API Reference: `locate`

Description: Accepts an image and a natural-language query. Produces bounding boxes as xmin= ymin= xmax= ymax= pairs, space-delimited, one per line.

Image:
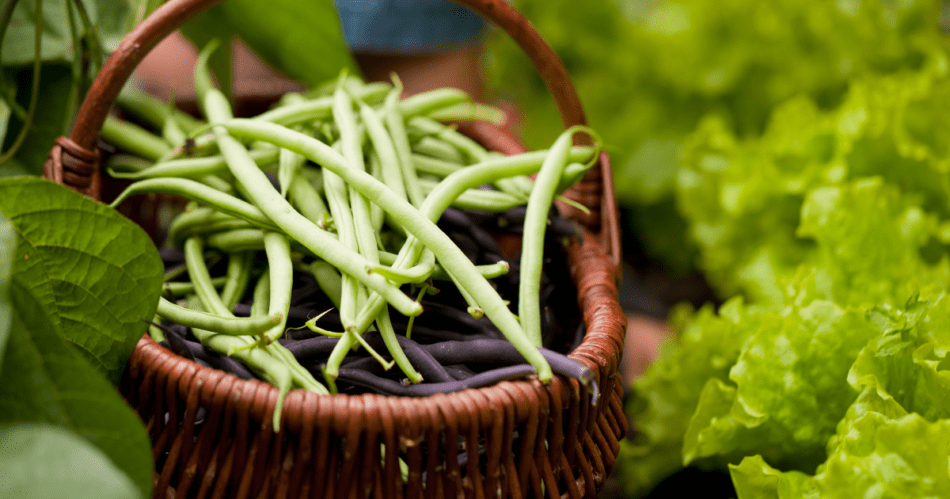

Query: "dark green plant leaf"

xmin=0 ymin=423 xmax=144 ymax=499
xmin=0 ymin=280 xmax=152 ymax=498
xmin=217 ymin=0 xmax=357 ymax=89
xmin=0 ymin=177 xmax=163 ymax=383
xmin=123 ymin=0 xmax=163 ymax=40
xmin=3 ymin=64 xmax=76 ymax=175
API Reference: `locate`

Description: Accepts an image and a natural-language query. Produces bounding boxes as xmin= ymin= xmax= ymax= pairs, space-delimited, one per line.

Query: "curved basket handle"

xmin=43 ymin=0 xmax=621 ymax=269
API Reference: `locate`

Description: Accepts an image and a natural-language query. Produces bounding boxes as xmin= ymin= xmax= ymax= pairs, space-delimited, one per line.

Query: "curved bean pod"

xmin=520 ymin=126 xmax=592 ymax=347
xmin=200 ymin=93 xmax=421 ymax=318
xmin=109 ymin=177 xmax=279 ymax=231
xmin=156 ymin=297 xmax=281 ymax=336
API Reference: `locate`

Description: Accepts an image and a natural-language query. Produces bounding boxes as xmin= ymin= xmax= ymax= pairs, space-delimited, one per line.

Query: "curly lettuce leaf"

xmin=621 ymin=170 xmax=950 ymax=494
xmin=682 ymin=295 xmax=877 ymax=472
xmin=677 ymin=54 xmax=950 ymax=302
xmin=620 ymin=298 xmax=762 ymax=495
xmin=489 ymin=0 xmax=946 ymax=273
xmin=730 ymin=387 xmax=950 ymax=499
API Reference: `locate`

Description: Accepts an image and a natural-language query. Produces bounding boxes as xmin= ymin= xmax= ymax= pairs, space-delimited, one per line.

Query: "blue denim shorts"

xmin=334 ymin=0 xmax=487 ymax=54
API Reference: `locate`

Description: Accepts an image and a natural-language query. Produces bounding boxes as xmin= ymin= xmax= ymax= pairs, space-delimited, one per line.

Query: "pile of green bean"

xmin=105 ymin=42 xmax=601 ymax=429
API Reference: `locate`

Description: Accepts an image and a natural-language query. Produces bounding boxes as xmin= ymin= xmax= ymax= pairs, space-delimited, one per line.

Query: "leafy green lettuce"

xmin=677 ymin=52 xmax=950 ymax=302
xmin=0 ymin=178 xmax=164 ymax=497
xmin=619 ymin=48 xmax=950 ymax=497
xmin=729 ymin=295 xmax=950 ymax=498
xmin=490 ymin=0 xmax=946 ymax=272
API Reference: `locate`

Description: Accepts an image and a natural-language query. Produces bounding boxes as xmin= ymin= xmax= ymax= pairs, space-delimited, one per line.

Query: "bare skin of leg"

xmin=622 ymin=314 xmax=670 ymax=383
xmin=137 ymin=33 xmax=485 ymax=102
xmin=353 ymin=48 xmax=487 ymax=100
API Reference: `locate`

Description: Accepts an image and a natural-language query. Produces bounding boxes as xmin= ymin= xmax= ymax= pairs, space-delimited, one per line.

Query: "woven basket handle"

xmin=43 ymin=0 xmax=621 ymax=268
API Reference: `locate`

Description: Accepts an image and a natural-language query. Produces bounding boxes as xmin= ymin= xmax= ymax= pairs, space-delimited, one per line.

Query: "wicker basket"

xmin=44 ymin=0 xmax=629 ymax=497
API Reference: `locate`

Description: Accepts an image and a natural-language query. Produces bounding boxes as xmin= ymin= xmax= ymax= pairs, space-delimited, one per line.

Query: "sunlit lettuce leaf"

xmin=795 ymin=178 xmax=950 ymax=307
xmin=730 ymin=388 xmax=950 ymax=498
xmin=619 ymin=297 xmax=763 ymax=495
xmin=489 ymin=0 xmax=946 ymax=273
xmin=621 ymin=170 xmax=950 ymax=494
xmin=686 ymin=301 xmax=876 ymax=468
xmin=676 ymin=54 xmax=950 ymax=303
xmin=848 ymin=293 xmax=950 ymax=421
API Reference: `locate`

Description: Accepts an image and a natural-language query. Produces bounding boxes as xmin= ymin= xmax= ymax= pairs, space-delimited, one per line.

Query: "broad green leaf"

xmin=123 ymin=0 xmax=163 ymax=39
xmin=0 ymin=158 xmax=28 ymax=178
xmin=1 ymin=0 xmax=137 ymax=65
xmin=0 ymin=280 xmax=152 ymax=498
xmin=218 ymin=0 xmax=358 ymax=88
xmin=0 ymin=423 xmax=143 ymax=499
xmin=0 ymin=177 xmax=164 ymax=383
xmin=2 ymin=0 xmax=72 ymax=65
xmin=91 ymin=0 xmax=137 ymax=52
xmin=0 ymin=212 xmax=13 ymax=372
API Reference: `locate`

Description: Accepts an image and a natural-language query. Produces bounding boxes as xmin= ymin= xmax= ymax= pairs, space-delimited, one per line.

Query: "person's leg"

xmin=353 ymin=47 xmax=487 ymax=101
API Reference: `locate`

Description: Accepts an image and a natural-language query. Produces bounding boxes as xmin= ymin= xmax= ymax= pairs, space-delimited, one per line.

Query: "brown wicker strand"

xmin=196 ymin=373 xmax=239 ymax=499
xmin=557 ymin=451 xmax=582 ymax=499
xmin=311 ymin=398 xmax=335 ymax=498
xmin=375 ymin=398 xmax=400 ymax=499
xmin=451 ymin=393 xmax=482 ymax=499
xmin=496 ymin=385 xmax=520 ymax=499
xmin=572 ymin=437 xmax=598 ymax=499
xmin=475 ymin=389 xmax=505 ymax=498
xmin=421 ymin=400 xmax=445 ymax=499
xmin=360 ymin=396 xmax=384 ymax=499
xmin=171 ymin=366 xmax=206 ymax=494
xmin=505 ymin=383 xmax=538 ymax=499
xmin=43 ymin=136 xmax=102 ymax=198
xmin=207 ymin=377 xmax=241 ymax=499
xmin=436 ymin=396 xmax=464 ymax=499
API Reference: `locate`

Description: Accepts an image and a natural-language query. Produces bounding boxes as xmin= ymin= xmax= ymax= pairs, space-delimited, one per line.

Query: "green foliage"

xmin=0 ymin=177 xmax=164 ymax=383
xmin=727 ymin=296 xmax=950 ymax=498
xmin=0 ymin=0 xmax=147 ymax=175
xmin=677 ymin=53 xmax=950 ymax=303
xmin=0 ymin=423 xmax=144 ymax=499
xmin=179 ymin=0 xmax=358 ymax=97
xmin=491 ymin=0 xmax=946 ymax=272
xmin=0 ymin=178 xmax=163 ymax=498
xmin=0 ymin=279 xmax=153 ymax=497
xmin=617 ymin=17 xmax=950 ymax=496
